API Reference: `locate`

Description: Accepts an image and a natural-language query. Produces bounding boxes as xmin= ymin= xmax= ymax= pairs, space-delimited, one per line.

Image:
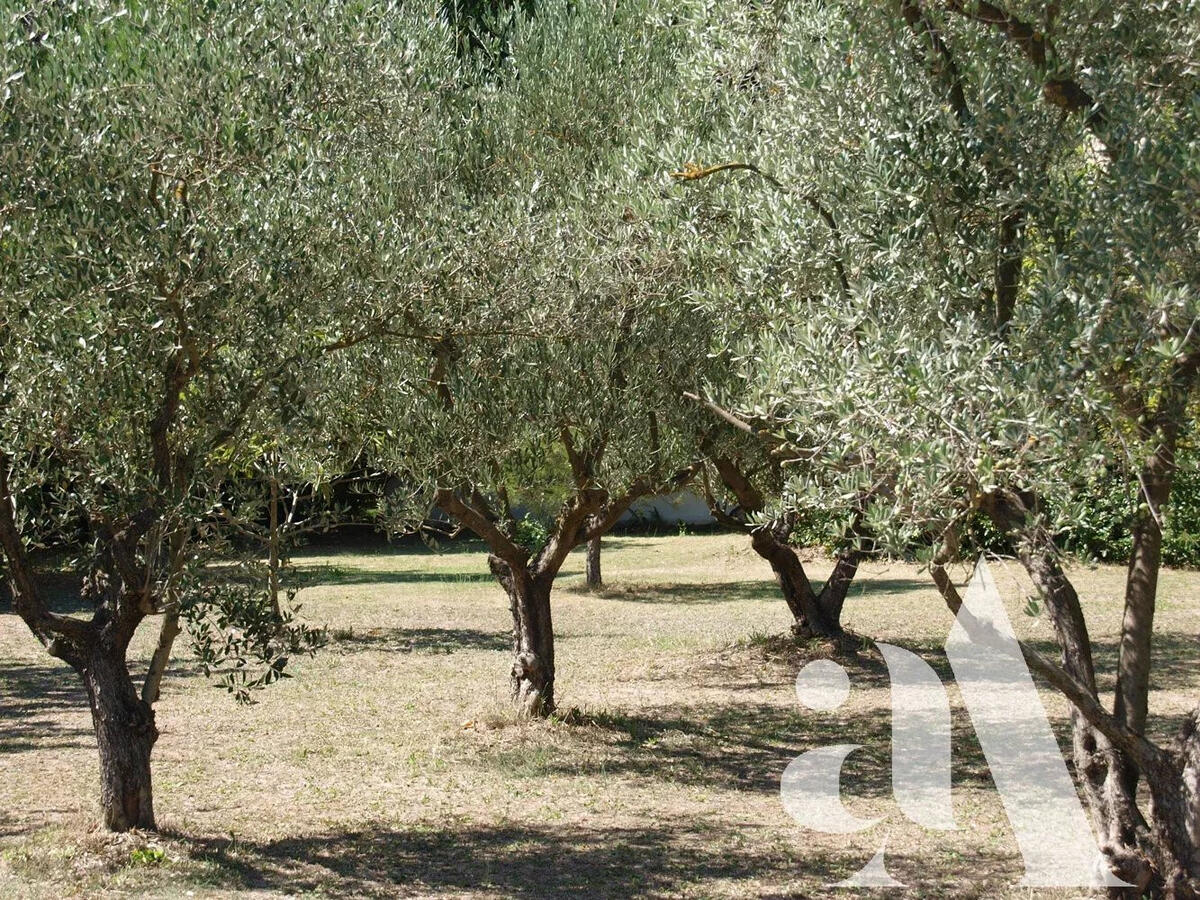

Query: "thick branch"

xmin=560 ymin=428 xmax=590 ymax=489
xmin=532 ymin=491 xmax=602 ymax=578
xmin=578 ymin=462 xmax=701 ymax=545
xmin=1019 ymin=642 xmax=1163 ymax=775
xmin=712 ymin=455 xmax=767 ymax=514
xmin=699 ymin=464 xmax=751 ymax=532
xmin=435 ymin=488 xmax=529 ymax=570
xmin=993 ymin=206 xmax=1025 ymax=334
xmin=898 ymin=0 xmax=971 ymax=123
xmin=944 ymin=0 xmax=1047 ymax=66
xmin=941 ymin=0 xmax=1106 ymax=131
xmin=0 ymin=455 xmax=90 ymax=652
xmin=927 ymin=555 xmax=1164 ymax=775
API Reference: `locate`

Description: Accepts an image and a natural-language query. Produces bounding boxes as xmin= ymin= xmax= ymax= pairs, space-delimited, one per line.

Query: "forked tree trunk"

xmin=707 ymin=458 xmax=860 ymax=641
xmin=985 ymin=491 xmax=1199 ymax=896
xmin=585 ymin=534 xmax=602 ymax=590
xmin=141 ymin=612 xmax=180 ymax=707
xmin=1014 ymin=533 xmax=1154 ymax=891
xmin=749 ymin=528 xmax=855 ymax=639
xmin=80 ymin=642 xmax=158 ymax=831
xmin=142 ymin=532 xmax=187 ymax=706
xmin=489 ymin=555 xmax=555 ymax=716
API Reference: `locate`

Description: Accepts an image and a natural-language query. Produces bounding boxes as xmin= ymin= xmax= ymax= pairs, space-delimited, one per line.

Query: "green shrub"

xmin=513 ymin=515 xmax=551 ymax=554
xmin=961 ymin=454 xmax=1200 ymax=568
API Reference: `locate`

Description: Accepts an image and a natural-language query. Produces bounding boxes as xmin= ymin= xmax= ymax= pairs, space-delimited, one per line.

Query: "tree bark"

xmin=490 ymin=555 xmax=555 ymax=716
xmin=706 ymin=457 xmax=859 ymax=640
xmin=1114 ymin=437 xmax=1176 ymax=800
xmin=142 ymin=531 xmax=187 ymax=706
xmin=585 ymin=533 xmax=602 ymax=590
xmin=748 ymin=525 xmax=851 ymax=639
xmin=268 ymin=473 xmax=282 ymax=620
xmin=81 ymin=642 xmax=158 ymax=831
xmin=1179 ymin=709 xmax=1200 ymax=875
xmin=1017 ymin=530 xmax=1154 ymax=891
xmin=141 ymin=612 xmax=180 ymax=707
xmin=981 ymin=490 xmax=1200 ymax=895
xmin=1144 ymin=729 xmax=1200 ymax=900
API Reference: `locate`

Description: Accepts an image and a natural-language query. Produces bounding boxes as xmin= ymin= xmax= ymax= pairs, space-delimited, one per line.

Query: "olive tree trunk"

xmin=749 ymin=527 xmax=856 ymax=639
xmin=1013 ymin=528 xmax=1154 ymax=891
xmin=81 ymin=641 xmax=158 ymax=831
xmin=706 ymin=457 xmax=861 ymax=641
xmin=490 ymin=555 xmax=555 ymax=716
xmin=585 ymin=533 xmax=603 ymax=590
xmin=982 ymin=490 xmax=1200 ymax=896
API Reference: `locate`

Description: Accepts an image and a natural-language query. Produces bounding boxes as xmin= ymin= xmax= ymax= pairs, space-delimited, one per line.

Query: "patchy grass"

xmin=1 ymin=533 xmax=1198 ymax=898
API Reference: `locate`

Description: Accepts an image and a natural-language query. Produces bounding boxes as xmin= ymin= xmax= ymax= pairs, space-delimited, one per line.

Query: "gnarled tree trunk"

xmin=982 ymin=490 xmax=1200 ymax=896
xmin=80 ymin=641 xmax=158 ymax=831
xmin=1179 ymin=710 xmax=1200 ymax=876
xmin=1144 ymin=721 xmax=1200 ymax=900
xmin=490 ymin=555 xmax=555 ymax=716
xmin=1014 ymin=527 xmax=1154 ymax=891
xmin=748 ymin=525 xmax=855 ymax=639
xmin=706 ymin=456 xmax=861 ymax=641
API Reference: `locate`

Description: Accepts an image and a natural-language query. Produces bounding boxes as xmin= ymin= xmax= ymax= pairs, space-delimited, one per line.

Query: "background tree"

xmin=695 ymin=426 xmax=867 ymax=641
xmin=653 ymin=2 xmax=880 ymax=643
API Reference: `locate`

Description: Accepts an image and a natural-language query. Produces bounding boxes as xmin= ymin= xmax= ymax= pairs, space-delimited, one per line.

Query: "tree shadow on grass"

xmin=0 ymin=659 xmax=92 ymax=755
xmin=0 ymin=571 xmax=91 ymax=616
xmin=846 ymin=576 xmax=932 ymax=597
xmin=567 ymin=536 xmax=643 ymax=553
xmin=296 ymin=567 xmax=500 ymax=588
xmin=538 ymin=701 xmax=898 ymax=798
xmin=1041 ymin=632 xmax=1200 ymax=695
xmin=592 ymin=580 xmax=787 ymax=605
xmin=294 ymin=535 xmax=491 ymax=558
xmin=472 ymin=638 xmax=997 ymax=801
xmin=591 ymin=576 xmax=929 ymax=606
xmin=296 ymin=565 xmax=587 ymax=589
xmin=178 ymin=818 xmax=1005 ymax=899
xmin=329 ymin=626 xmax=510 ymax=655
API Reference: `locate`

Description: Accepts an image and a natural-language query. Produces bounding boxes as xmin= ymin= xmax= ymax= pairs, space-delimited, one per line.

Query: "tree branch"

xmin=898 ymin=0 xmax=971 ymax=124
xmin=940 ymin=0 xmax=1106 ymax=132
xmin=699 ymin=464 xmax=752 ymax=533
xmin=0 ymin=455 xmax=91 ymax=654
xmin=434 ymin=488 xmax=529 ymax=570
xmin=532 ymin=490 xmax=602 ymax=577
xmin=682 ymin=392 xmax=793 ymax=454
xmin=670 ymin=164 xmax=850 ymax=296
xmin=927 ymin=553 xmax=1165 ymax=774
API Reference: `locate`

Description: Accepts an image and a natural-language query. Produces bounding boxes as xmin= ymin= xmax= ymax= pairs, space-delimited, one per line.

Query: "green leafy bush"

xmin=513 ymin=515 xmax=551 ymax=554
xmin=961 ymin=456 xmax=1200 ymax=568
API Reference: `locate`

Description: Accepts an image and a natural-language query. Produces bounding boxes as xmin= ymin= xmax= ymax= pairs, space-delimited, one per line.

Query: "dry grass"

xmin=1 ymin=532 xmax=1197 ymax=898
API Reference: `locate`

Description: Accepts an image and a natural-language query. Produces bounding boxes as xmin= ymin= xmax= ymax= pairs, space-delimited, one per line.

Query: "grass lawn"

xmin=1 ymin=532 xmax=1197 ymax=898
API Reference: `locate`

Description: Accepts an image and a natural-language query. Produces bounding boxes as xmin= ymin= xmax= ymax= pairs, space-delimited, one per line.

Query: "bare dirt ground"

xmin=1 ymin=532 xmax=1197 ymax=898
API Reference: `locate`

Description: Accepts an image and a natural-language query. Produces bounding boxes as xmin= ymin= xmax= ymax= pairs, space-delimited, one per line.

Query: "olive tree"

xmin=693 ymin=427 xmax=868 ymax=641
xmin=688 ymin=0 xmax=1199 ymax=893
xmin=652 ymin=3 xmax=883 ymax=642
xmin=0 ymin=1 xmax=453 ymax=831
xmin=363 ymin=1 xmax=717 ymax=717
